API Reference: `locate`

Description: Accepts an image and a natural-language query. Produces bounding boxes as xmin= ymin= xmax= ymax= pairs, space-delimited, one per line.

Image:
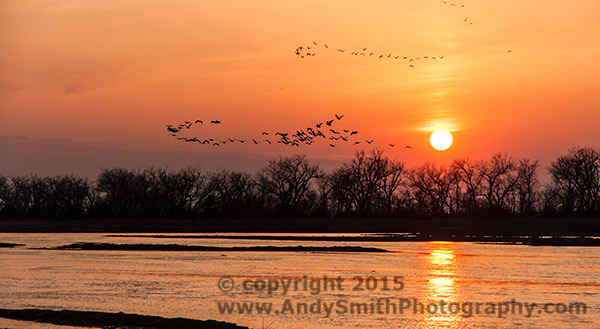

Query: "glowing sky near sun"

xmin=1 ymin=0 xmax=599 ymax=174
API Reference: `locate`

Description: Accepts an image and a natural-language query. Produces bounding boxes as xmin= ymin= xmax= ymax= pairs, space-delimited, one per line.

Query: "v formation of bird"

xmin=166 ymin=115 xmax=413 ymax=149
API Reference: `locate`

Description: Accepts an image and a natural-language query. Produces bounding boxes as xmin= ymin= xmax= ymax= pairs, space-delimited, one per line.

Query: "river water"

xmin=0 ymin=233 xmax=598 ymax=328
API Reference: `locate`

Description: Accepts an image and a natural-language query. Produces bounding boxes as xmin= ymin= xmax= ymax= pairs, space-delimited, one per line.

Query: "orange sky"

xmin=1 ymin=0 xmax=599 ymax=175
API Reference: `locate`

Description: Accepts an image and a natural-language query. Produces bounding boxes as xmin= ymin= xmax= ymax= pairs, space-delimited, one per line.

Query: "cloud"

xmin=0 ymin=135 xmax=343 ymax=179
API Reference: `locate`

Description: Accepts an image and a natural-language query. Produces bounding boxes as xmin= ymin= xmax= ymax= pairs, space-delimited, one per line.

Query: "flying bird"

xmin=335 ymin=114 xmax=344 ymax=120
xmin=211 ymin=120 xmax=221 ymax=124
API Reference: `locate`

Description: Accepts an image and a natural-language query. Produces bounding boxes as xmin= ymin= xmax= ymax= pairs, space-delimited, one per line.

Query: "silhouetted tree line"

xmin=1 ymin=147 xmax=599 ymax=219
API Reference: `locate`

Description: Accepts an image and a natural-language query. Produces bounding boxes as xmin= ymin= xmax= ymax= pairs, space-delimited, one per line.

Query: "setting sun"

xmin=430 ymin=129 xmax=453 ymax=151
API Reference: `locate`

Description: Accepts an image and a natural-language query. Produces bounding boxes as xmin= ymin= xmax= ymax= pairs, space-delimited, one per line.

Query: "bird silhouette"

xmin=195 ymin=120 xmax=203 ymax=124
xmin=211 ymin=120 xmax=221 ymax=124
xmin=262 ymin=132 xmax=269 ymax=135
xmin=326 ymin=120 xmax=334 ymax=126
xmin=365 ymin=140 xmax=374 ymax=144
xmin=389 ymin=144 xmax=395 ymax=147
xmin=405 ymin=145 xmax=413 ymax=149
xmin=335 ymin=114 xmax=344 ymax=120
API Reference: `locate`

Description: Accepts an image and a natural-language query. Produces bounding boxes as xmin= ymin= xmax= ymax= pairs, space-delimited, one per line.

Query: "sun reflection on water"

xmin=421 ymin=241 xmax=463 ymax=329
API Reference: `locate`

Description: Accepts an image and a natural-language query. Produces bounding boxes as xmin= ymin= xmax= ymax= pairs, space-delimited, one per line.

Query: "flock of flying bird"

xmin=294 ymin=1 xmax=475 ymax=66
xmin=294 ymin=43 xmax=445 ymax=68
xmin=440 ymin=1 xmax=474 ymax=25
xmin=166 ymin=116 xmax=412 ymax=149
xmin=164 ymin=1 xmax=511 ymax=151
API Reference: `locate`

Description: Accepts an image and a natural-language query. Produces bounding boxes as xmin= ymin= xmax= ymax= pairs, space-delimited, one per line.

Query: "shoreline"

xmin=0 ymin=308 xmax=247 ymax=329
xmin=104 ymin=234 xmax=600 ymax=246
xmin=46 ymin=242 xmax=390 ymax=252
xmin=0 ymin=216 xmax=598 ymax=235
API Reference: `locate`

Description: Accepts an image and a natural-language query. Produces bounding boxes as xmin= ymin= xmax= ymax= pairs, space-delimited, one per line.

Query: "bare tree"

xmin=0 ymin=176 xmax=10 ymax=216
xmin=481 ymin=153 xmax=519 ymax=212
xmin=547 ymin=147 xmax=600 ymax=215
xmin=96 ymin=168 xmax=149 ymax=217
xmin=205 ymin=169 xmax=256 ymax=217
xmin=451 ymin=158 xmax=485 ymax=213
xmin=145 ymin=167 xmax=207 ymax=218
xmin=330 ymin=149 xmax=404 ymax=215
xmin=516 ymin=158 xmax=540 ymax=214
xmin=48 ymin=175 xmax=90 ymax=218
xmin=408 ymin=162 xmax=453 ymax=216
xmin=257 ymin=155 xmax=323 ymax=215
